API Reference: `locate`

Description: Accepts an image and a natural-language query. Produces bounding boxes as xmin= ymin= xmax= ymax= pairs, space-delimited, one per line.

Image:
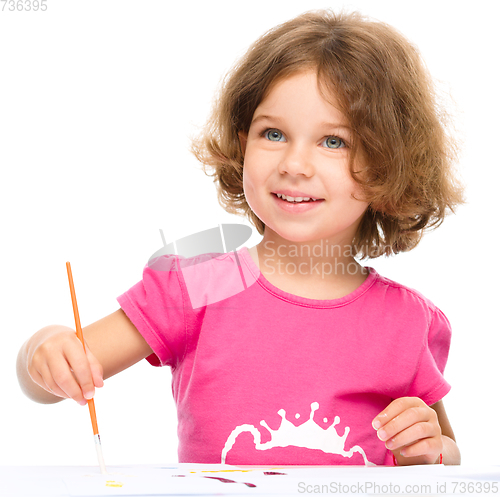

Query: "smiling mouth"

xmin=272 ymin=193 xmax=324 ymax=203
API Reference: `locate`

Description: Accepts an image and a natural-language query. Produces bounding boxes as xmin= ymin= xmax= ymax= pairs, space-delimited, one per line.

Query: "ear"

xmin=238 ymin=131 xmax=248 ymax=156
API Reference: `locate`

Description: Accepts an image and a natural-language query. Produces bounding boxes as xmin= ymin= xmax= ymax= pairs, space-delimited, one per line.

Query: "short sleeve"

xmin=117 ymin=254 xmax=187 ymax=367
xmin=406 ymin=306 xmax=452 ymax=405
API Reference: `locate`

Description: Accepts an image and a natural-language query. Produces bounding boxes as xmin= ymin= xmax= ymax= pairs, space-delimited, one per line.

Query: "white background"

xmin=1 ymin=0 xmax=499 ymax=467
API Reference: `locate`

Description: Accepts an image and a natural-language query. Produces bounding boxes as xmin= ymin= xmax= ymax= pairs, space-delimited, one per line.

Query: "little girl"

xmin=17 ymin=10 xmax=463 ymax=466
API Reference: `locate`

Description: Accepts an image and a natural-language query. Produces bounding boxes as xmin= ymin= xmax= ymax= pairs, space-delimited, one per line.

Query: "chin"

xmin=266 ymin=225 xmax=319 ymax=243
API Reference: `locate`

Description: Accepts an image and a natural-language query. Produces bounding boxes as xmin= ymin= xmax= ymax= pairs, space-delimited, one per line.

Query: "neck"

xmin=256 ymin=231 xmax=366 ymax=282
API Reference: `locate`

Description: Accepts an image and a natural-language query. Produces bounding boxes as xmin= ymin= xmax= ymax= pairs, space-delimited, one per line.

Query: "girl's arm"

xmin=16 ymin=309 xmax=153 ymax=405
xmin=372 ymin=397 xmax=461 ymax=465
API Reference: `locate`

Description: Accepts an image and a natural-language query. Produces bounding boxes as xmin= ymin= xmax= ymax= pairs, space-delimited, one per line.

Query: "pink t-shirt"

xmin=117 ymin=247 xmax=451 ymax=466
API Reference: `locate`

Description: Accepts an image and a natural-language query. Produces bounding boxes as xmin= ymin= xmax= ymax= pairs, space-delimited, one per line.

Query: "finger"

xmin=38 ymin=364 xmax=76 ymax=400
xmin=63 ymin=345 xmax=96 ymax=400
xmin=376 ymin=406 xmax=434 ymax=443
xmin=384 ymin=420 xmax=438 ymax=451
xmin=40 ymin=362 xmax=87 ymax=404
xmin=398 ymin=437 xmax=443 ymax=463
xmin=48 ymin=356 xmax=89 ymax=405
xmin=29 ymin=365 xmax=69 ymax=399
xmin=372 ymin=397 xmax=425 ymax=430
xmin=85 ymin=346 xmax=104 ymax=388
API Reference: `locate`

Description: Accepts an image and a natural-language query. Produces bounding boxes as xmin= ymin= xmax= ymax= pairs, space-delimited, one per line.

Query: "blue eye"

xmin=264 ymin=129 xmax=284 ymax=142
xmin=323 ymin=136 xmax=345 ymax=149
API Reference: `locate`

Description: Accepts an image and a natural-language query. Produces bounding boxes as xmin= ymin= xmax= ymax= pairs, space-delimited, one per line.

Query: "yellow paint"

xmin=105 ymin=480 xmax=124 ymax=487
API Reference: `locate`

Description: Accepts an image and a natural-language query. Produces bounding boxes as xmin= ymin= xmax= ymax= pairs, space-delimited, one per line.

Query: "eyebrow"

xmin=251 ymin=114 xmax=352 ymax=131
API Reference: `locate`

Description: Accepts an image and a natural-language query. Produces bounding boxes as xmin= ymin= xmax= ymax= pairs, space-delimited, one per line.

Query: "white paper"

xmin=1 ymin=464 xmax=499 ymax=497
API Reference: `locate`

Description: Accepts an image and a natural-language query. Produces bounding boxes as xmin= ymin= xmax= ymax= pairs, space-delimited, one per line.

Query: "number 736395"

xmin=1 ymin=0 xmax=48 ymax=11
xmin=451 ymin=481 xmax=499 ymax=494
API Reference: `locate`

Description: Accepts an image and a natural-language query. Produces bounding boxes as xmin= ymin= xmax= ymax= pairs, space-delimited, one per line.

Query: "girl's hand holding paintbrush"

xmin=16 ymin=265 xmax=153 ymax=474
xmin=17 ymin=309 xmax=153 ymax=406
xmin=20 ymin=325 xmax=104 ymax=406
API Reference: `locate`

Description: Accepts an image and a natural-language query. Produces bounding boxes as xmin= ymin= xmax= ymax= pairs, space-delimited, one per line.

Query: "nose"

xmin=277 ymin=142 xmax=314 ymax=177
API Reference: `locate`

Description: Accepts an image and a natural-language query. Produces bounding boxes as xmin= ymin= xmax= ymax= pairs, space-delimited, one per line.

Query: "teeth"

xmin=276 ymin=193 xmax=318 ymax=202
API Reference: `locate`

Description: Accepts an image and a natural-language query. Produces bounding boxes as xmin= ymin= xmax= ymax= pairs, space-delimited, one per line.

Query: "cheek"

xmin=325 ymin=166 xmax=369 ymax=216
xmin=347 ymin=178 xmax=369 ymax=213
xmin=324 ymin=164 xmax=355 ymax=194
xmin=242 ymin=160 xmax=270 ymax=222
xmin=242 ymin=148 xmax=266 ymax=195
xmin=349 ymin=171 xmax=369 ymax=207
xmin=242 ymin=162 xmax=258 ymax=205
xmin=328 ymin=158 xmax=366 ymax=199
xmin=349 ymin=178 xmax=367 ymax=203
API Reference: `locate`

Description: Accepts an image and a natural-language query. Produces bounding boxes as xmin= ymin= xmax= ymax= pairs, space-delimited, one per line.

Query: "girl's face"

xmin=240 ymin=70 xmax=369 ymax=247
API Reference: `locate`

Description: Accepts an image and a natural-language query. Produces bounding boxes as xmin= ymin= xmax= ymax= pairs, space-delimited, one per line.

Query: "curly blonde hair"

xmin=191 ymin=9 xmax=464 ymax=258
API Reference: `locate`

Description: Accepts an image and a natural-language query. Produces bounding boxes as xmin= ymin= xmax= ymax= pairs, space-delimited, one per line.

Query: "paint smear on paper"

xmin=105 ymin=480 xmax=124 ymax=487
xmin=203 ymin=476 xmax=256 ymax=488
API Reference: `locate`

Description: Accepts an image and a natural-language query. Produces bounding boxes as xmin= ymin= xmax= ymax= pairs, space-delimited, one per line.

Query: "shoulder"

xmin=368 ymin=269 xmax=449 ymax=330
xmin=368 ymin=271 xmax=452 ymax=365
xmin=158 ymin=250 xmax=258 ymax=309
xmin=370 ymin=269 xmax=441 ymax=312
xmin=149 ymin=250 xmax=242 ymax=268
xmin=175 ymin=251 xmax=244 ymax=274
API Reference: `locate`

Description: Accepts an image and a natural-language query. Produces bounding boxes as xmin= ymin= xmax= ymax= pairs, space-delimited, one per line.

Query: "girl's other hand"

xmin=372 ymin=397 xmax=443 ymax=465
xmin=26 ymin=326 xmax=104 ymax=406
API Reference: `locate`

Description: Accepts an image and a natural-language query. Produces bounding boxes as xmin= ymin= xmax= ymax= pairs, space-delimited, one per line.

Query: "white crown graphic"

xmin=222 ymin=402 xmax=375 ymax=466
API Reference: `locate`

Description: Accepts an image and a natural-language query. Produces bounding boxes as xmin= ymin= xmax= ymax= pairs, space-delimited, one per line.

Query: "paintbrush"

xmin=66 ymin=262 xmax=107 ymax=475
